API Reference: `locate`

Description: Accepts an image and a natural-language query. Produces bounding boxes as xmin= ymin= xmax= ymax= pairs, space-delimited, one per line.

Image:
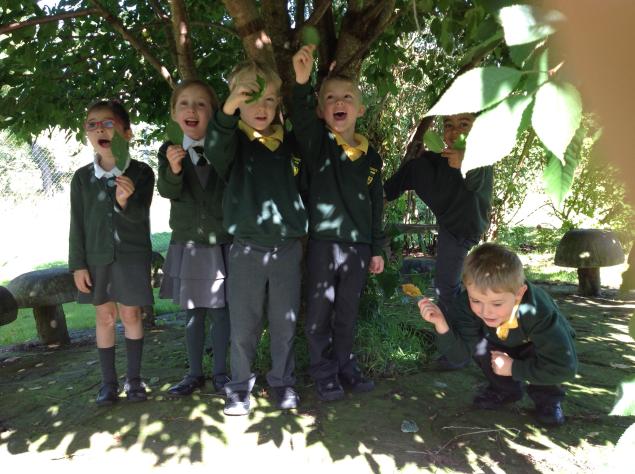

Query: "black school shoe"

xmin=224 ymin=391 xmax=250 ymax=416
xmin=168 ymin=375 xmax=205 ymax=396
xmin=272 ymin=386 xmax=300 ymax=410
xmin=316 ymin=377 xmax=345 ymax=402
xmin=212 ymin=374 xmax=231 ymax=394
xmin=535 ymin=402 xmax=566 ymax=426
xmin=472 ymin=386 xmax=523 ymax=410
xmin=340 ymin=371 xmax=375 ymax=393
xmin=125 ymin=378 xmax=148 ymax=402
xmin=96 ymin=383 xmax=119 ymax=406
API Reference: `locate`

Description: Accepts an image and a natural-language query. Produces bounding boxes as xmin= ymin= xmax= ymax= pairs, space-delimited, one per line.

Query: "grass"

xmin=0 ymin=288 xmax=180 ymax=346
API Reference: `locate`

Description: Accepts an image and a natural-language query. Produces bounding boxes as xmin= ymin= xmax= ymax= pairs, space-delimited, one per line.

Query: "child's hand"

xmin=418 ymin=297 xmax=450 ymax=334
xmin=441 ymin=147 xmax=464 ymax=169
xmin=115 ymin=175 xmax=135 ymax=208
xmin=369 ymin=255 xmax=384 ymax=274
xmin=293 ymin=45 xmax=316 ymax=85
xmin=490 ymin=351 xmax=513 ymax=376
xmin=73 ymin=269 xmax=92 ymax=293
xmin=223 ymin=80 xmax=263 ymax=115
xmin=166 ymin=145 xmax=187 ymax=175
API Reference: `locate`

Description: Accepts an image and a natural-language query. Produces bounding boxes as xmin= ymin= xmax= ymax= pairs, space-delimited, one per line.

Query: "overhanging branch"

xmin=0 ymin=8 xmax=97 ymax=35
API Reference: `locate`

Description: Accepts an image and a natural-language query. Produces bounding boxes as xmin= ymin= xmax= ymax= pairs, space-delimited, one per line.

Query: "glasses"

xmin=84 ymin=119 xmax=116 ymax=131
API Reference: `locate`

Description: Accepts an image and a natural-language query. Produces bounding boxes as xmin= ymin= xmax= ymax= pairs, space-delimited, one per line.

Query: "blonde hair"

xmin=317 ymin=74 xmax=363 ymax=107
xmin=170 ymin=79 xmax=219 ymax=112
xmin=228 ymin=60 xmax=282 ymax=95
xmin=462 ymin=243 xmax=525 ymax=294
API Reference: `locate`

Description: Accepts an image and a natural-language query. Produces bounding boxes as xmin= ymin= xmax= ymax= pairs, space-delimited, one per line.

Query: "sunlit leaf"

xmin=301 ymin=25 xmax=320 ymax=46
xmin=462 ymin=94 xmax=532 ymax=174
xmin=423 ymin=130 xmax=445 ymax=153
xmin=426 ymin=67 xmax=523 ymax=116
xmin=166 ymin=120 xmax=183 ymax=145
xmin=532 ymin=81 xmax=583 ymax=163
xmin=245 ymin=75 xmax=266 ymax=104
xmin=542 ymin=124 xmax=584 ymax=205
xmin=111 ymin=131 xmax=130 ymax=171
xmin=497 ymin=4 xmax=563 ymax=46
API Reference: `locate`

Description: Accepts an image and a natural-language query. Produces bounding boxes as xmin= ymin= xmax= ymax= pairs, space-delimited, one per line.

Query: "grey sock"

xmin=185 ymin=308 xmax=206 ymax=377
xmin=98 ymin=346 xmax=117 ymax=386
xmin=210 ymin=306 xmax=230 ymax=376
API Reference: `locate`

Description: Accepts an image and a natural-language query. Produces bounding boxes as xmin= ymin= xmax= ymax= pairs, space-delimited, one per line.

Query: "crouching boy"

xmin=418 ymin=243 xmax=577 ymax=426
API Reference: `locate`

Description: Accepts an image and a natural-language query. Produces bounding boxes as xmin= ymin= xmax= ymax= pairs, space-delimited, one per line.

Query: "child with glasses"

xmin=157 ymin=79 xmax=232 ymax=397
xmin=69 ymin=99 xmax=155 ymax=406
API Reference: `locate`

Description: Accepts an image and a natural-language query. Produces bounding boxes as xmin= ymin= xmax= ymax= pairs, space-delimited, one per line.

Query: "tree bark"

xmin=222 ymin=0 xmax=276 ymax=66
xmin=168 ymin=0 xmax=197 ymax=80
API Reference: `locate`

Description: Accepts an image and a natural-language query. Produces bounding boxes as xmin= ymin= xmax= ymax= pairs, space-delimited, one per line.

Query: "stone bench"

xmin=5 ymin=267 xmax=75 ymax=345
xmin=1 ymin=251 xmax=166 ymax=344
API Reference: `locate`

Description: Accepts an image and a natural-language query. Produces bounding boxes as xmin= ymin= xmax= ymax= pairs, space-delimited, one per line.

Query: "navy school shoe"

xmin=340 ymin=370 xmax=375 ymax=393
xmin=316 ymin=376 xmax=345 ymax=402
xmin=472 ymin=386 xmax=523 ymax=410
xmin=96 ymin=383 xmax=119 ymax=406
xmin=125 ymin=378 xmax=148 ymax=402
xmin=535 ymin=402 xmax=566 ymax=426
xmin=224 ymin=391 xmax=250 ymax=416
xmin=272 ymin=386 xmax=300 ymax=410
xmin=167 ymin=375 xmax=205 ymax=396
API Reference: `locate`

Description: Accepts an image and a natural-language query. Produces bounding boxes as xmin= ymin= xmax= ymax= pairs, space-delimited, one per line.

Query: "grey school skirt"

xmin=159 ymin=241 xmax=228 ymax=310
xmin=77 ymin=260 xmax=154 ymax=307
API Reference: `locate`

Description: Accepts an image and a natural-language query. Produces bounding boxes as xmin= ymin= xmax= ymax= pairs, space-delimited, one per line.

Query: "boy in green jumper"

xmin=384 ymin=114 xmax=493 ymax=370
xmin=292 ymin=45 xmax=385 ymax=401
xmin=205 ymin=61 xmax=308 ymax=416
xmin=418 ymin=243 xmax=577 ymax=426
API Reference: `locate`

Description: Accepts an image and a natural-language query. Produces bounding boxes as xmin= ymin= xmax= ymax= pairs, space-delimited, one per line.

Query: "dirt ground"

xmin=1 ymin=283 xmax=634 ymax=473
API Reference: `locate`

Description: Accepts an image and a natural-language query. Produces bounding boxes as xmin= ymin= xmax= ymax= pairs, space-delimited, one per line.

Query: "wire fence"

xmin=0 ymin=130 xmax=172 ymax=282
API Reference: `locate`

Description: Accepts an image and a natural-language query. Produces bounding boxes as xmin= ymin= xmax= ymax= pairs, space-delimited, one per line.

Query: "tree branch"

xmin=147 ymin=0 xmax=178 ymax=68
xmin=0 ymin=8 xmax=97 ymax=35
xmin=222 ymin=0 xmax=275 ymax=66
xmin=168 ymin=0 xmax=197 ymax=79
xmin=87 ymin=0 xmax=175 ymax=88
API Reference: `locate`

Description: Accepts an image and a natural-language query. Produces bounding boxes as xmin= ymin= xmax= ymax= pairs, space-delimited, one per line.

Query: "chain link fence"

xmin=0 ymin=130 xmax=172 ymax=282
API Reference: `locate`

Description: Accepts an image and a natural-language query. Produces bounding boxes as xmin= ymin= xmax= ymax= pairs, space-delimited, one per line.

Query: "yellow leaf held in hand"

xmin=402 ymin=283 xmax=422 ymax=297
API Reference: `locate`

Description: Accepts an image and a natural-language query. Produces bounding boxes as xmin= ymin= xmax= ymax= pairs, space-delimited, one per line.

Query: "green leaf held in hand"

xmin=111 ymin=131 xmax=130 ymax=171
xmin=301 ymin=25 xmax=320 ymax=46
xmin=166 ymin=119 xmax=183 ymax=145
xmin=452 ymin=133 xmax=467 ymax=150
xmin=245 ymin=75 xmax=266 ymax=104
xmin=424 ymin=130 xmax=445 ymax=153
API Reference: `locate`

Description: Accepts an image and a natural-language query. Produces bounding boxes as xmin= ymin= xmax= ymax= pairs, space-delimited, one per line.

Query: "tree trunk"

xmin=577 ymin=267 xmax=601 ymax=296
xmin=33 ymin=306 xmax=71 ymax=346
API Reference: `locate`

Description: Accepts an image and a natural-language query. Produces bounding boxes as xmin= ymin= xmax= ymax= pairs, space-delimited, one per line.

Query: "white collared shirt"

xmin=183 ymin=135 xmax=205 ymax=165
xmin=93 ymin=155 xmax=126 ymax=179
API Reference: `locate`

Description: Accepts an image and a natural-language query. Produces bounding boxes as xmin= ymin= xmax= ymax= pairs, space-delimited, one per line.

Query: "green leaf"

xmin=111 ymin=131 xmax=130 ymax=171
xmin=509 ymin=40 xmax=540 ymax=68
xmin=629 ymin=313 xmax=635 ymax=341
xmin=452 ymin=133 xmax=467 ymax=150
xmin=166 ymin=120 xmax=183 ymax=145
xmin=426 ymin=67 xmax=523 ymax=116
xmin=532 ymin=80 xmax=583 ymax=163
xmin=301 ymin=25 xmax=320 ymax=46
xmin=423 ymin=130 xmax=445 ymax=153
xmin=374 ymin=269 xmax=400 ymax=299
xmin=542 ymin=124 xmax=584 ymax=205
xmin=522 ymin=47 xmax=549 ymax=94
xmin=457 ymin=29 xmax=504 ymax=69
xmin=497 ymin=5 xmax=562 ymax=46
xmin=462 ymin=94 xmax=532 ymax=174
xmin=245 ymin=75 xmax=266 ymax=104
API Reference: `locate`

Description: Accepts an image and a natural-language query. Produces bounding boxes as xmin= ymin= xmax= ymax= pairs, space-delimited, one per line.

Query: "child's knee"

xmin=118 ymin=305 xmax=142 ymax=327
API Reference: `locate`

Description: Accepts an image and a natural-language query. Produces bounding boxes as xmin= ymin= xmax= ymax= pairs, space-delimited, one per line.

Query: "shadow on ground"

xmin=0 ymin=284 xmax=633 ymax=472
